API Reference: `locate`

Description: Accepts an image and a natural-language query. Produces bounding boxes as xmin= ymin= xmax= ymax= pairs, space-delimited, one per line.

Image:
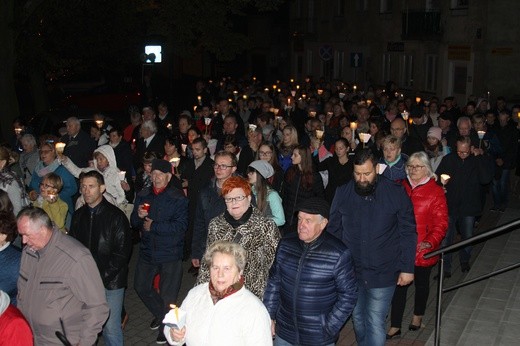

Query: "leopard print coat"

xmin=196 ymin=207 xmax=281 ymax=299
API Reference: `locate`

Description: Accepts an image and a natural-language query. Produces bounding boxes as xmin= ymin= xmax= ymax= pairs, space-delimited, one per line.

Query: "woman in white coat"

xmin=165 ymin=241 xmax=272 ymax=346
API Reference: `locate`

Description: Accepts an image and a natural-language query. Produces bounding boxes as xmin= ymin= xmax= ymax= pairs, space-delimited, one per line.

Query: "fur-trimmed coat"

xmin=196 ymin=207 xmax=280 ymax=299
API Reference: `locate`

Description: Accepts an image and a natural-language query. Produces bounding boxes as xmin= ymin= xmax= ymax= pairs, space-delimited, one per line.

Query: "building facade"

xmin=289 ymin=0 xmax=520 ymax=103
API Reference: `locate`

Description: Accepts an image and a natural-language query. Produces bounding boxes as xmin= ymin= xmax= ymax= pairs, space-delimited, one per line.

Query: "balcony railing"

xmin=401 ymin=11 xmax=442 ymax=40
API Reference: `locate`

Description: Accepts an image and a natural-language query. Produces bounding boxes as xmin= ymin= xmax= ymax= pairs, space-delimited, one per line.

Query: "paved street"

xmin=99 ymin=194 xmax=509 ymax=345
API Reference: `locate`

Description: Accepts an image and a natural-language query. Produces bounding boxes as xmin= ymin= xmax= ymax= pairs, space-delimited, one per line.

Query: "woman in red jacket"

xmin=387 ymin=151 xmax=448 ymax=339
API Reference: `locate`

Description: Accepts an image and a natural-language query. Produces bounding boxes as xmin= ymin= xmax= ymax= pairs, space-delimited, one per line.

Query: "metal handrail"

xmin=423 ymin=218 xmax=520 ymax=346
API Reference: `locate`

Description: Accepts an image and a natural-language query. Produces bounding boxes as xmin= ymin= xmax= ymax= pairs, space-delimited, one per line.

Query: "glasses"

xmin=259 ymin=151 xmax=273 ymax=156
xmin=39 ymin=183 xmax=55 ymax=189
xmin=224 ymin=195 xmax=247 ymax=204
xmin=407 ymin=165 xmax=425 ymax=171
xmin=214 ymin=164 xmax=234 ymax=170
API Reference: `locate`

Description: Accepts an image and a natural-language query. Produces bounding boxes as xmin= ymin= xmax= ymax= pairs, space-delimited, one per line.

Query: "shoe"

xmin=461 ymin=263 xmax=471 ymax=273
xmin=121 ymin=312 xmax=129 ymax=330
xmin=433 ymin=272 xmax=451 ymax=280
xmin=409 ymin=323 xmax=421 ymax=331
xmin=156 ymin=330 xmax=167 ymax=344
xmin=150 ymin=317 xmax=161 ymax=330
xmin=386 ymin=329 xmax=401 ymax=339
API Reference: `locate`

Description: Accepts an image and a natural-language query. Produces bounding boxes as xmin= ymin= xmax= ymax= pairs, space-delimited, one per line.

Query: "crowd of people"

xmin=0 ymin=76 xmax=519 ymax=345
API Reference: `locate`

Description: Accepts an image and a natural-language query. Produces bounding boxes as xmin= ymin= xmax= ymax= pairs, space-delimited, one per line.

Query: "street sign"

xmin=319 ymin=45 xmax=334 ymax=61
xmin=351 ymin=53 xmax=362 ymax=68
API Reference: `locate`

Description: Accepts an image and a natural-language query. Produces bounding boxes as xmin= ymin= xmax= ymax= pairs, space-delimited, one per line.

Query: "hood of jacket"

xmin=94 ymin=145 xmax=118 ymax=171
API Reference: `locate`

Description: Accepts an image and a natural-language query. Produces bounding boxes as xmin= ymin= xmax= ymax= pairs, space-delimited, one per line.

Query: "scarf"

xmin=34 ymin=159 xmax=61 ymax=177
xmin=208 ymin=276 xmax=245 ymax=305
xmin=224 ymin=205 xmax=253 ymax=229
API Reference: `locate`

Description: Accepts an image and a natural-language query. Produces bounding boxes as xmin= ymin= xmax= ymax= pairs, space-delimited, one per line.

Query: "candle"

xmin=367 ymin=99 xmax=372 ymax=106
xmin=55 ymin=142 xmax=66 ymax=155
xmin=197 ymin=95 xmax=202 ymax=105
xmin=252 ymin=76 xmax=256 ymax=81
xmin=272 ymin=84 xmax=277 ymax=90
xmin=296 ymin=85 xmax=300 ymax=90
xmin=166 ymin=123 xmax=173 ymax=130
xmin=242 ymin=94 xmax=247 ymax=100
xmin=309 ymin=111 xmax=317 ymax=118
xmin=315 ymin=130 xmax=324 ymax=140
xmin=440 ymin=174 xmax=450 ymax=186
xmin=95 ymin=120 xmax=104 ymax=128
xmin=204 ymin=118 xmax=212 ymax=126
xmin=353 ymin=85 xmax=357 ymax=92
xmin=249 ymin=124 xmax=257 ymax=132
xmin=350 ymin=122 xmax=357 ymax=142
xmin=416 ymin=96 xmax=421 ymax=104
xmin=317 ymin=89 xmax=323 ymax=95
xmin=401 ymin=111 xmax=409 ymax=121
xmin=118 ymin=171 xmax=126 ymax=181
xmin=477 ymin=131 xmax=486 ymax=140
xmin=48 ymin=194 xmax=57 ymax=202
xmin=14 ymin=127 xmax=22 ymax=135
xmin=181 ymin=144 xmax=187 ymax=153
xmin=142 ymin=203 xmax=150 ymax=212
xmin=339 ymin=92 xmax=345 ymax=99
xmin=290 ymin=78 xmax=294 ymax=83
xmin=291 ymin=90 xmax=296 ymax=97
xmin=272 ymin=108 xmax=279 ymax=116
xmin=264 ymin=88 xmax=269 ymax=92
xmin=517 ymin=111 xmax=520 ymax=120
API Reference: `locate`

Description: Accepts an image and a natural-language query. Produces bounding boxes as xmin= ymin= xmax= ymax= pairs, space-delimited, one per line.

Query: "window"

xmin=336 ymin=0 xmax=345 ymax=16
xmin=308 ymin=0 xmax=314 ymax=33
xmin=380 ymin=0 xmax=393 ymax=13
xmin=295 ymin=0 xmax=302 ymax=18
xmin=425 ymin=54 xmax=438 ymax=92
xmin=399 ymin=54 xmax=414 ymax=88
xmin=382 ymin=53 xmax=391 ymax=83
xmin=451 ymin=0 xmax=468 ymax=9
xmin=334 ymin=51 xmax=344 ymax=79
xmin=306 ymin=50 xmax=313 ymax=75
xmin=357 ymin=0 xmax=368 ymax=12
xmin=425 ymin=0 xmax=440 ymax=11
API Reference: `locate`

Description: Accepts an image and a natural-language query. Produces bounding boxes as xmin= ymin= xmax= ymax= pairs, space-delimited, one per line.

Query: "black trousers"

xmin=390 ymin=265 xmax=433 ymax=328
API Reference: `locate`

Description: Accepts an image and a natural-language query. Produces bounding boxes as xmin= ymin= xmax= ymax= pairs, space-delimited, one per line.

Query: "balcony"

xmin=401 ymin=10 xmax=442 ymax=41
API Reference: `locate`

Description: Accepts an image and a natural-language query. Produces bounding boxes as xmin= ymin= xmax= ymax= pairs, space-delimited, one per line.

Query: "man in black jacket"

xmin=61 ymin=116 xmax=97 ymax=168
xmin=180 ymin=138 xmax=214 ymax=260
xmin=70 ymin=170 xmax=132 ymax=346
xmin=436 ymin=136 xmax=494 ymax=276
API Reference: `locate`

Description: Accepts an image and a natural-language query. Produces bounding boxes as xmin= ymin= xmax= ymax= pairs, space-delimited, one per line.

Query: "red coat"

xmin=403 ymin=177 xmax=448 ymax=267
xmin=0 ymin=304 xmax=33 ymax=345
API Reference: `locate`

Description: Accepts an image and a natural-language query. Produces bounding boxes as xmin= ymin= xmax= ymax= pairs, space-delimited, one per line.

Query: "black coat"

xmin=70 ymin=198 xmax=132 ymax=289
xmin=316 ymin=156 xmax=354 ymax=204
xmin=436 ymin=152 xmax=494 ymax=216
xmin=282 ymin=168 xmax=324 ymax=230
xmin=61 ymin=130 xmax=97 ymax=168
xmin=134 ymin=133 xmax=165 ymax=169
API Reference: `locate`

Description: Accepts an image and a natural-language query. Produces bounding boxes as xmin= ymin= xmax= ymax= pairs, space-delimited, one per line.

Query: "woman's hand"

xmin=121 ymin=181 xmax=130 ymax=191
xmin=418 ymin=241 xmax=432 ymax=251
xmin=170 ymin=326 xmax=186 ymax=342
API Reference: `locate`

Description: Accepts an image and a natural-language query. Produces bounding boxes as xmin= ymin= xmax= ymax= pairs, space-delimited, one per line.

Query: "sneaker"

xmin=156 ymin=330 xmax=167 ymax=344
xmin=150 ymin=317 xmax=161 ymax=330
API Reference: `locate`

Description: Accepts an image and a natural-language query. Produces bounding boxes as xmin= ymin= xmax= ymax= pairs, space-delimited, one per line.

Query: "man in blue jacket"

xmin=263 ymin=197 xmax=357 ymax=346
xmin=328 ymin=149 xmax=417 ymax=346
xmin=131 ymin=159 xmax=188 ymax=344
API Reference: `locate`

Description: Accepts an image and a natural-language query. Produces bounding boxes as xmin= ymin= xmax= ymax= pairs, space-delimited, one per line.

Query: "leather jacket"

xmin=70 ymin=198 xmax=132 ymax=290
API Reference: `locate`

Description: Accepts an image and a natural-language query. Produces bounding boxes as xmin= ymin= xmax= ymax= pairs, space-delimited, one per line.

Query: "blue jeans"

xmin=443 ymin=215 xmax=475 ymax=272
xmin=134 ymin=255 xmax=183 ymax=320
xmin=103 ymin=288 xmax=125 ymax=346
xmin=274 ymin=335 xmax=335 ymax=346
xmin=352 ymin=284 xmax=395 ymax=346
xmin=492 ymin=168 xmax=511 ymax=209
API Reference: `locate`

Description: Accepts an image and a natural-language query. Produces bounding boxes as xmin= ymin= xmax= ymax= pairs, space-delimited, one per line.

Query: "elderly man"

xmin=61 ymin=116 xmax=96 ymax=167
xmin=134 ymin=119 xmax=165 ymax=169
xmin=17 ymin=207 xmax=109 ymax=345
xmin=131 ymin=159 xmax=188 ymax=344
xmin=264 ymin=197 xmax=357 ymax=346
xmin=328 ymin=149 xmax=417 ymax=346
xmin=70 ymin=171 xmax=132 ymax=346
xmin=390 ymin=117 xmax=424 ymax=156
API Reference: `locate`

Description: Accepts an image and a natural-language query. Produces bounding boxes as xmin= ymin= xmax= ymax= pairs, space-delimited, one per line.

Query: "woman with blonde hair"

xmin=278 ymin=125 xmax=299 ymax=172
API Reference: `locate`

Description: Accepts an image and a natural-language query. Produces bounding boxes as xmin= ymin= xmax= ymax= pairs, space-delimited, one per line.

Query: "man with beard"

xmin=328 ymin=149 xmax=417 ymax=346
